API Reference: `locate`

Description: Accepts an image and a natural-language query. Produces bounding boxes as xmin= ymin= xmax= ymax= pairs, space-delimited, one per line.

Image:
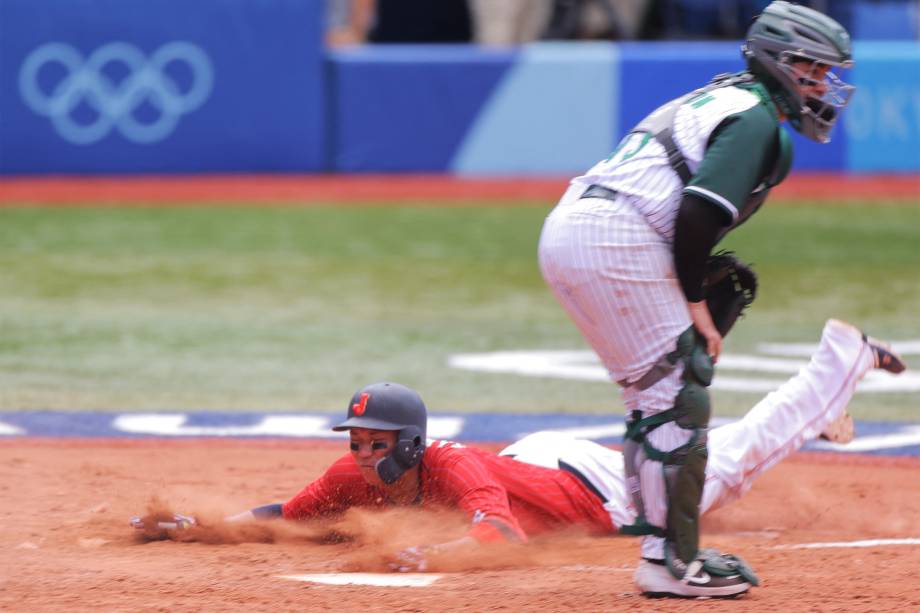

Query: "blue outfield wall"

xmin=846 ymin=43 xmax=920 ymax=172
xmin=333 ymin=41 xmax=918 ymax=175
xmin=330 ymin=46 xmax=514 ymax=173
xmin=0 ymin=0 xmax=326 ymax=174
xmin=330 ymin=42 xmax=620 ymax=175
xmin=1 ymin=1 xmax=918 ymax=176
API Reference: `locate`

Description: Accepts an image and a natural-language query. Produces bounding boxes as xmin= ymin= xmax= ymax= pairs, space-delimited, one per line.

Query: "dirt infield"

xmin=1 ymin=439 xmax=918 ymax=612
xmin=0 ymin=173 xmax=918 ymax=204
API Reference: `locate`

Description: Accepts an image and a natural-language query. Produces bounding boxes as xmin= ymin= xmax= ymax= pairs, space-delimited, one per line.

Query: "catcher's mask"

xmin=333 ymin=382 xmax=427 ymax=484
xmin=742 ymin=0 xmax=854 ymax=143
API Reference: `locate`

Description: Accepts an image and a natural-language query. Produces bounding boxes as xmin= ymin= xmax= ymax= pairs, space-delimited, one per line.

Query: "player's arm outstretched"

xmin=388 ymin=443 xmax=527 ymax=572
xmin=224 ymin=503 xmax=283 ymax=522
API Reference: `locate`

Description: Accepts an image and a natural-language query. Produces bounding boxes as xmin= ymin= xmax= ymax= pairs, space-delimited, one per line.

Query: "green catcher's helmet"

xmin=742 ymin=1 xmax=854 ymax=143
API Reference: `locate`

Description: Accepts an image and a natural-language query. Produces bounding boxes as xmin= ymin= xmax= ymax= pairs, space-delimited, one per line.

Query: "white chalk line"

xmin=772 ymin=537 xmax=920 ymax=550
xmin=0 ymin=421 xmax=24 ymax=436
xmin=448 ymin=348 xmax=920 ymax=393
xmin=111 ymin=414 xmax=464 ymax=440
xmin=278 ymin=567 xmax=633 ymax=588
xmin=278 ymin=572 xmax=444 ymax=587
xmin=278 ymin=540 xmax=920 ymax=587
xmin=559 ymin=565 xmax=634 ymax=573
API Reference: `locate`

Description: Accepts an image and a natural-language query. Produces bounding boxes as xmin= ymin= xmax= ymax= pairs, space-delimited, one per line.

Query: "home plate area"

xmin=2 ymin=436 xmax=918 ymax=610
xmin=278 ymin=573 xmax=444 ymax=588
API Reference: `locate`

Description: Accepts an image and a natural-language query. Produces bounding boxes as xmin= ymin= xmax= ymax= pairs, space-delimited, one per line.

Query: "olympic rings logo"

xmin=19 ymin=41 xmax=214 ymax=145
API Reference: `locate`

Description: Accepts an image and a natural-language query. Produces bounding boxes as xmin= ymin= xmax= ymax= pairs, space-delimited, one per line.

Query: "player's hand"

xmin=688 ymin=300 xmax=723 ymax=363
xmin=130 ymin=513 xmax=197 ymax=532
xmin=387 ymin=546 xmax=429 ymax=573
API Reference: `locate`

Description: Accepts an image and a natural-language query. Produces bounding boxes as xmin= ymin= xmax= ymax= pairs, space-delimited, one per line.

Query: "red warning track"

xmin=0 ymin=173 xmax=917 ymax=205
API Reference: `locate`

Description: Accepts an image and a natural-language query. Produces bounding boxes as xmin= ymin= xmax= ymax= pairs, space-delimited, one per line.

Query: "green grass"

xmin=0 ymin=201 xmax=917 ymax=420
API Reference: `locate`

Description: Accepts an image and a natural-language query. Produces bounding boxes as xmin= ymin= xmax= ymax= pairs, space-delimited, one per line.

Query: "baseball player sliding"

xmin=537 ymin=1 xmax=856 ymax=597
xmin=136 ymin=320 xmax=904 ymax=599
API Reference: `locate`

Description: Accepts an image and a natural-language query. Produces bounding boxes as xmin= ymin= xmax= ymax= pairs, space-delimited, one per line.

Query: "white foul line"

xmin=0 ymin=421 xmax=24 ymax=436
xmin=773 ymin=538 xmax=920 ymax=550
xmin=448 ymin=349 xmax=920 ymax=392
xmin=111 ymin=415 xmax=465 ymax=441
xmin=278 ymin=573 xmax=444 ymax=587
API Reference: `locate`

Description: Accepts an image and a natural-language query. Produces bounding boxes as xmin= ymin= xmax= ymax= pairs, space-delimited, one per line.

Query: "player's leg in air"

xmin=699 ymin=319 xmax=906 ymax=515
xmin=503 ymin=319 xmax=905 ymax=596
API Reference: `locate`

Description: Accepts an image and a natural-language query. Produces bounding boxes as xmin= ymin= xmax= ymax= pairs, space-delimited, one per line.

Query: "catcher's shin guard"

xmin=620 ymin=328 xmax=714 ymax=579
xmin=663 ymin=427 xmax=708 ymax=576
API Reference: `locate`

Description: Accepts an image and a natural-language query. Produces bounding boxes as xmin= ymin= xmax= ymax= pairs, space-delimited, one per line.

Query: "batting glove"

xmin=130 ymin=513 xmax=197 ymax=531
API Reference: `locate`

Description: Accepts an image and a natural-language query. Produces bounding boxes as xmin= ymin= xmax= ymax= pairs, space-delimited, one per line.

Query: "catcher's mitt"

xmin=703 ymin=251 xmax=757 ymax=337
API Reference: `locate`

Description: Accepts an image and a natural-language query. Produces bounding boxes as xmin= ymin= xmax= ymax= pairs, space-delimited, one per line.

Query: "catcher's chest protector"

xmin=631 ymin=74 xmax=792 ymax=203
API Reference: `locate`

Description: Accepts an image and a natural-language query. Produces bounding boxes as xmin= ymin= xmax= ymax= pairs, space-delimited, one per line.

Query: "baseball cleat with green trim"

xmin=634 ymin=558 xmax=753 ymax=599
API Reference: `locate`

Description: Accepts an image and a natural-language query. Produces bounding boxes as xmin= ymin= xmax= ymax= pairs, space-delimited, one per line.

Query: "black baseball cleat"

xmin=634 ymin=557 xmax=754 ymax=599
xmin=826 ymin=319 xmax=906 ymax=374
xmin=866 ymin=336 xmax=906 ymax=374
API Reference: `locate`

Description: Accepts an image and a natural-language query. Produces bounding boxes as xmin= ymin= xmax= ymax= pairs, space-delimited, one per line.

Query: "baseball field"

xmin=1 ymin=174 xmax=918 ymax=611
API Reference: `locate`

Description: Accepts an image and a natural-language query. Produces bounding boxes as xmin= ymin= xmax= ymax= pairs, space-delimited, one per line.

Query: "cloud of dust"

xmin=131 ymin=494 xmax=347 ymax=545
xmin=127 ymin=494 xmax=621 ymax=572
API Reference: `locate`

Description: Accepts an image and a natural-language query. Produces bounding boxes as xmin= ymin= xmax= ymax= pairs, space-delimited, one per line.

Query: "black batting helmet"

xmin=333 ymin=382 xmax=428 ymax=484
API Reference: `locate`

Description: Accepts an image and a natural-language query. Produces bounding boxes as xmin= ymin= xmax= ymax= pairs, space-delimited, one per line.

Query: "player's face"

xmin=349 ymin=428 xmax=398 ymax=487
xmin=790 ymin=60 xmax=831 ymax=99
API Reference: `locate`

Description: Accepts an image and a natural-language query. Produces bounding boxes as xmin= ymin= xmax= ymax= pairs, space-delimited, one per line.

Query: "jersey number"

xmin=606 ymin=132 xmax=651 ymax=164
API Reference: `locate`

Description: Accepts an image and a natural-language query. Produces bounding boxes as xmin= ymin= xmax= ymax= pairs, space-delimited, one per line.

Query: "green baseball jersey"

xmin=571 ymin=79 xmax=792 ymax=240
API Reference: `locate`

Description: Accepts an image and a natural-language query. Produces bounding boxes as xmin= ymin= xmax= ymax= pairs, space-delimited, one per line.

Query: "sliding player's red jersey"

xmin=282 ymin=440 xmax=614 ymax=543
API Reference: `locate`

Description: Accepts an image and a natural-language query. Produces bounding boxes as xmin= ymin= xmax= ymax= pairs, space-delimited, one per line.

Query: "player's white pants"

xmin=699 ymin=319 xmax=873 ymax=514
xmin=538 ymin=190 xmax=690 ymax=385
xmin=503 ymin=319 xmax=875 ymax=555
xmin=538 ymin=190 xmax=697 ymax=557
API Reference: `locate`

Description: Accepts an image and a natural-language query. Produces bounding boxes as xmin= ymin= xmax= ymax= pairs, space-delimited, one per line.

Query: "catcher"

xmin=536 ymin=1 xmax=856 ymax=597
xmin=137 ymin=321 xmax=904 ymax=599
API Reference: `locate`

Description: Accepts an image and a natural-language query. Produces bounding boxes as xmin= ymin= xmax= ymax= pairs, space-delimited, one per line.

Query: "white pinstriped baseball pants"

xmin=538 ymin=189 xmax=702 ymax=559
xmin=503 ymin=318 xmax=875 ymax=533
